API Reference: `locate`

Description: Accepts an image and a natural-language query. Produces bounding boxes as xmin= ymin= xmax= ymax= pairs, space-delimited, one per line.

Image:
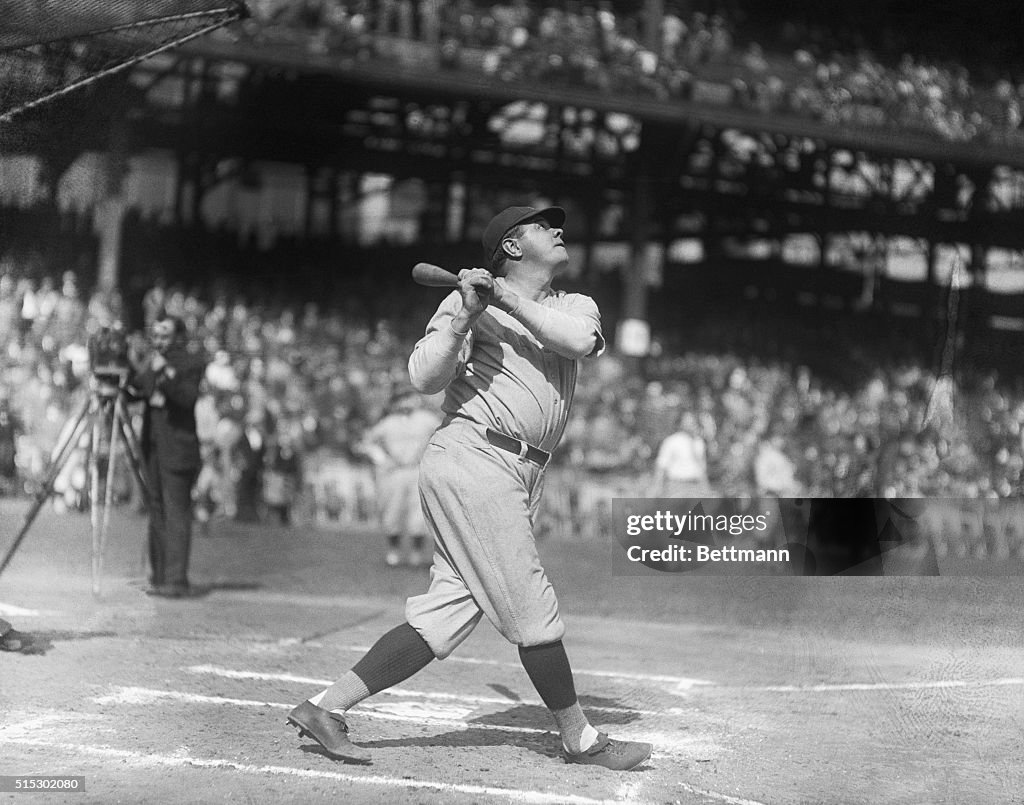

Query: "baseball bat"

xmin=412 ymin=262 xmax=460 ymax=287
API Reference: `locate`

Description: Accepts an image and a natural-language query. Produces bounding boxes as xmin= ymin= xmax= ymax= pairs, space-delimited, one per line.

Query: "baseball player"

xmin=286 ymin=205 xmax=653 ymax=771
xmin=361 ymin=386 xmax=442 ymax=566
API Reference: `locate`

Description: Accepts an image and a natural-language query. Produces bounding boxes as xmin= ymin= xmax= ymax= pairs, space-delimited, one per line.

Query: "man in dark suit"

xmin=130 ymin=313 xmax=206 ymax=598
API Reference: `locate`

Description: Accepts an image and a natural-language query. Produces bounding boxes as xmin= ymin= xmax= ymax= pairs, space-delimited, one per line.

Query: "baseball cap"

xmin=481 ymin=205 xmax=565 ymax=268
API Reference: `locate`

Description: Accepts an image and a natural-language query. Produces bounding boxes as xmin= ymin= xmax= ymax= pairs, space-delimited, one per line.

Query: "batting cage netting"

xmin=0 ymin=0 xmax=248 ymax=122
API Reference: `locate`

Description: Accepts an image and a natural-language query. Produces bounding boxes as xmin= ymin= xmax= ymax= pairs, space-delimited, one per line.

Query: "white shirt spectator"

xmin=654 ymin=414 xmax=708 ymax=495
xmin=754 ymin=437 xmax=800 ymax=496
xmin=205 ymin=350 xmax=240 ymax=392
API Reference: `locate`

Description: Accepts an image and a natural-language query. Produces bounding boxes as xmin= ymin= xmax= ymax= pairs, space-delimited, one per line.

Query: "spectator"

xmin=0 ymin=391 xmax=22 ymax=495
xmin=753 ymin=430 xmax=801 ymax=497
xmin=653 ymin=411 xmax=710 ymax=497
xmin=142 ymin=276 xmax=167 ymax=329
xmin=262 ymin=431 xmax=302 ymax=526
xmin=233 ymin=407 xmax=268 ymax=522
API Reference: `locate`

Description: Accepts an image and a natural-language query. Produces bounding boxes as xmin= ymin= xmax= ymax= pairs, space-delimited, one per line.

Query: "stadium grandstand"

xmin=2 ymin=0 xmax=1024 ymax=556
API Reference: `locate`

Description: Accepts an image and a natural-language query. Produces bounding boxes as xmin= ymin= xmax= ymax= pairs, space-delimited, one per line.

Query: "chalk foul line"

xmin=731 ymin=678 xmax=1024 ymax=693
xmin=0 ymin=737 xmax=635 ymax=805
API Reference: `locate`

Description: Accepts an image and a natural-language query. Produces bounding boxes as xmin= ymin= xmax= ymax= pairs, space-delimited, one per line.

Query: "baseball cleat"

xmin=286 ymin=700 xmax=371 ymax=762
xmin=563 ymin=733 xmax=652 ymax=771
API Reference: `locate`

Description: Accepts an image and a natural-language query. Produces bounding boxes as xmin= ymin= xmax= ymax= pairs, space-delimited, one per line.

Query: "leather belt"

xmin=485 ymin=428 xmax=550 ymax=466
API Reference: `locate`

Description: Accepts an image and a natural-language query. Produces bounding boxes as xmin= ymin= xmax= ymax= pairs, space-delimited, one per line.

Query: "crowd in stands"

xmin=2 ymin=260 xmax=1024 ymax=559
xmin=0 ymin=264 xmax=407 ymax=526
xmin=231 ymin=0 xmax=1024 ymax=146
xmin=564 ymin=348 xmax=1024 ymax=501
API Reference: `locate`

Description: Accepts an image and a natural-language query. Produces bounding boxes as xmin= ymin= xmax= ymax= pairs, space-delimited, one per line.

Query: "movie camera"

xmin=1 ymin=322 xmax=148 ymax=594
xmin=87 ymin=325 xmax=132 ymax=390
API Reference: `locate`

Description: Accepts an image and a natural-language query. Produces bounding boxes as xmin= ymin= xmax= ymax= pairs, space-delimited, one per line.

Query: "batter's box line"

xmin=334 ymin=647 xmax=715 ymax=688
xmin=0 ymin=601 xmax=53 ymax=617
xmin=91 ymin=686 xmax=704 ymax=756
xmin=185 ymin=664 xmax=691 ymax=717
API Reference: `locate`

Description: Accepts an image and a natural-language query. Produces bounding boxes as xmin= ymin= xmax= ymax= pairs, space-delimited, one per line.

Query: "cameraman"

xmin=129 ymin=313 xmax=206 ymax=598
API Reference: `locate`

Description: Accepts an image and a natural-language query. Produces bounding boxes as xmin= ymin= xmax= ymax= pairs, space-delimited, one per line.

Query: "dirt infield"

xmin=1 ymin=501 xmax=1022 ymax=804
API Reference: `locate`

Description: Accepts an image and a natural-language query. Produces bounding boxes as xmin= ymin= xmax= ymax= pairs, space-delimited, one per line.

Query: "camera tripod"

xmin=0 ymin=370 xmax=149 ymax=597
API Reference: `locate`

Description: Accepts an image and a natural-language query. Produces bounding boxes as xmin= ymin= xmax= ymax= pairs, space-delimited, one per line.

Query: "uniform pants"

xmin=377 ymin=465 xmax=427 ymax=537
xmin=406 ymin=420 xmax=564 ymax=659
xmin=146 ymin=452 xmax=197 ymax=587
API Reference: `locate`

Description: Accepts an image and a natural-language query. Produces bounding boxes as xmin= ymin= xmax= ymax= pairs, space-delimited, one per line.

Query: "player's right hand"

xmin=457 ymin=268 xmax=494 ymax=317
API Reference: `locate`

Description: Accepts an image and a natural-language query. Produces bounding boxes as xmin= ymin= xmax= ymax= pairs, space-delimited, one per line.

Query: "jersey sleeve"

xmin=408 ymin=292 xmax=473 ymax=394
xmin=552 ymin=293 xmax=605 ymax=358
xmin=567 ymin=293 xmax=605 ymax=358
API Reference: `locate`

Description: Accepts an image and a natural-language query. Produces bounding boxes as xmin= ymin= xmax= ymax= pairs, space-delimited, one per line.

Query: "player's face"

xmin=516 ymin=217 xmax=567 ymax=271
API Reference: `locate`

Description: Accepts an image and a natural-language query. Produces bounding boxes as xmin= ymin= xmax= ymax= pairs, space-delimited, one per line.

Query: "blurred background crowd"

xmin=235 ymin=0 xmax=1024 ymax=145
xmin=3 ymin=0 xmax=1024 ymax=563
xmin=1 ymin=259 xmax=1022 ymax=560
